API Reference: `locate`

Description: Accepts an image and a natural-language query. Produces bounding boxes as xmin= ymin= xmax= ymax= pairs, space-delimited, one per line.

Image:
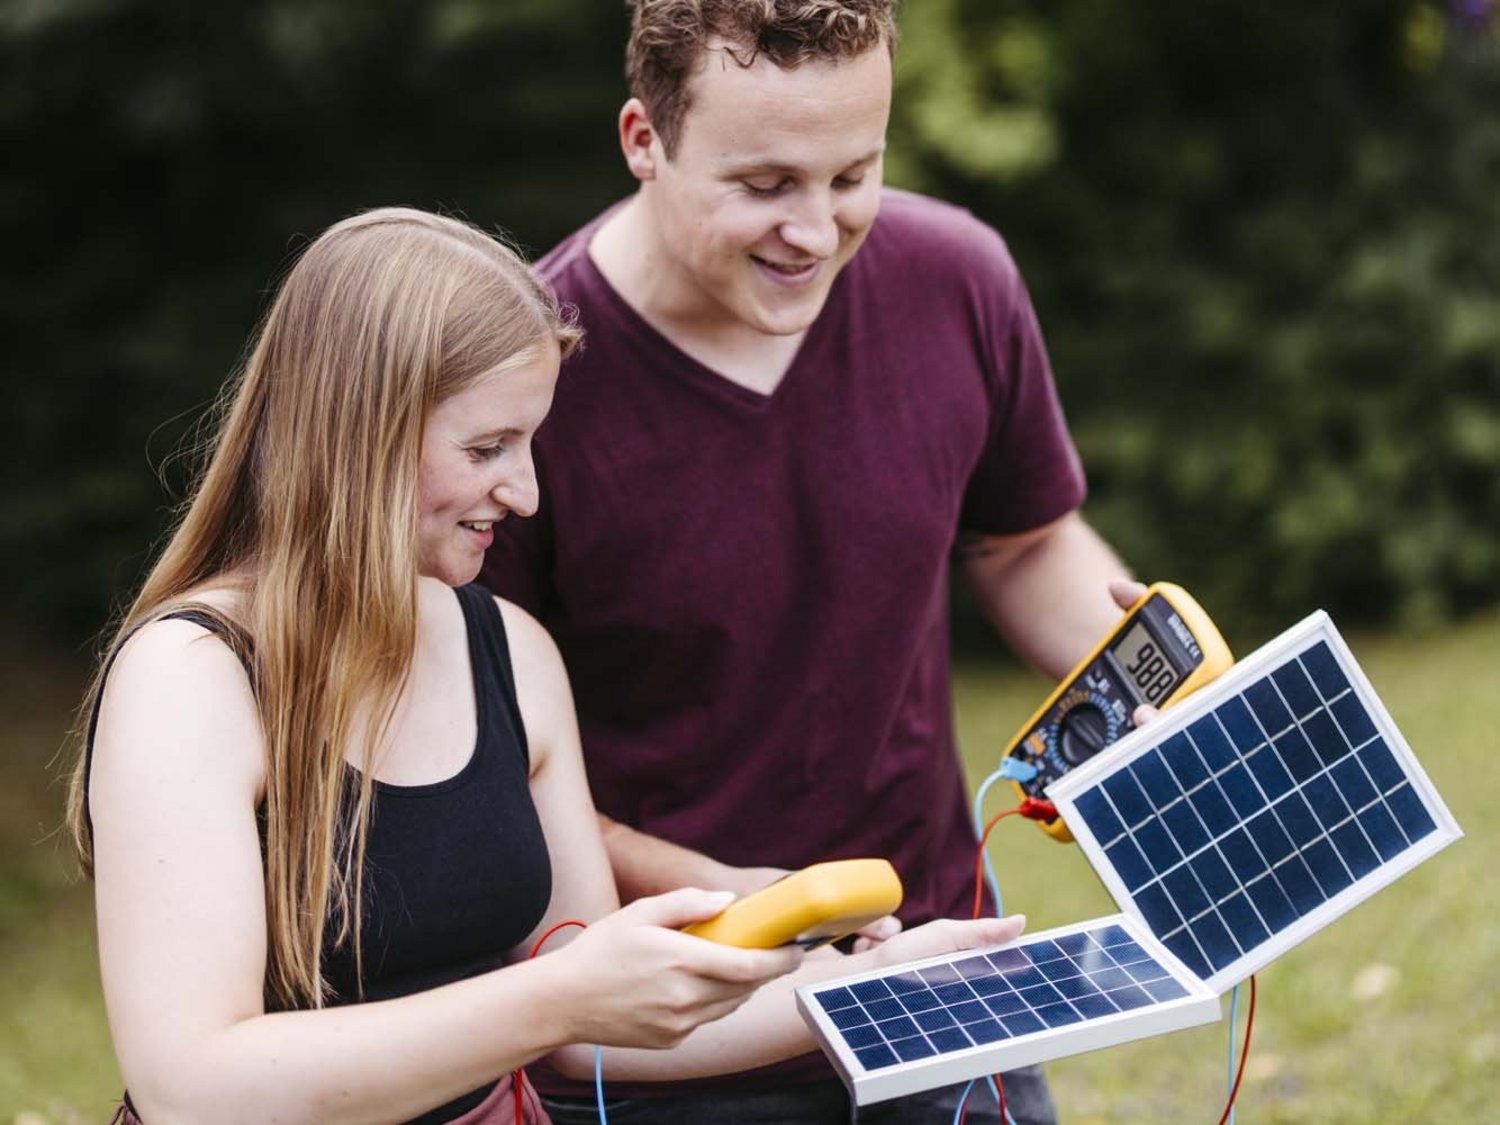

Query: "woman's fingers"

xmin=873 ymin=914 xmax=1028 ymax=967
xmin=615 ymin=886 xmax=738 ymax=929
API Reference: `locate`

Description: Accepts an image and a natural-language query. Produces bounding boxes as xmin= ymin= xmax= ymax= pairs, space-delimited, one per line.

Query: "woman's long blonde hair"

xmin=67 ymin=207 xmax=580 ymax=1009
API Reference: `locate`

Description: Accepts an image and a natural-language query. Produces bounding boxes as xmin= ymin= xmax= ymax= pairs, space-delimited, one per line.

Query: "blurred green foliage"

xmin=1 ymin=0 xmax=634 ymax=642
xmin=2 ymin=0 xmax=1497 ymax=644
xmin=895 ymin=0 xmax=1500 ymax=632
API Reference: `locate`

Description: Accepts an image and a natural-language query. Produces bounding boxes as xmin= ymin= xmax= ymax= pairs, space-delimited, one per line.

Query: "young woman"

xmin=67 ymin=208 xmax=1024 ymax=1124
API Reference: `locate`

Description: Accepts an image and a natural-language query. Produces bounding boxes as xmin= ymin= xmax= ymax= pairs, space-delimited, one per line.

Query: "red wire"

xmin=968 ymin=803 xmax=1052 ymax=1119
xmin=529 ymin=918 xmax=589 ymax=960
xmin=515 ymin=919 xmax=589 ymax=1125
xmin=1216 ymin=974 xmax=1257 ymax=1125
xmin=972 ymin=807 xmax=1023 ymax=917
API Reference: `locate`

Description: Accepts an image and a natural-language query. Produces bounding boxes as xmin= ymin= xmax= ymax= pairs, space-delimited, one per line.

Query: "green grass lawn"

xmin=0 ymin=646 xmax=121 ymax=1125
xmin=2 ymin=610 xmax=1496 ymax=1122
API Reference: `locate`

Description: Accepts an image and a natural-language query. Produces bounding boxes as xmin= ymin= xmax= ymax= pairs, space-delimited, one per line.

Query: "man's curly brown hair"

xmin=625 ymin=0 xmax=898 ymax=158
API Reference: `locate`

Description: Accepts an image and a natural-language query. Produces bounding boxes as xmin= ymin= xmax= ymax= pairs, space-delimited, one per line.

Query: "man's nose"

xmin=779 ymin=189 xmax=839 ymax=259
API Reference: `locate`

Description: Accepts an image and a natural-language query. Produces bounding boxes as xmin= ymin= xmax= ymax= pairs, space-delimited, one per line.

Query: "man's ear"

xmin=618 ymin=98 xmax=661 ymax=181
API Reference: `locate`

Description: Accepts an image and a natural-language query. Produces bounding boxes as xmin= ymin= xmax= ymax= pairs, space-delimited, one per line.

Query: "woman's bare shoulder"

xmin=94 ymin=595 xmax=264 ymax=799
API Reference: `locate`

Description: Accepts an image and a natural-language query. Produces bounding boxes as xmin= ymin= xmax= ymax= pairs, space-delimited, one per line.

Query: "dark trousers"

xmin=541 ymin=1065 xmax=1056 ymax=1124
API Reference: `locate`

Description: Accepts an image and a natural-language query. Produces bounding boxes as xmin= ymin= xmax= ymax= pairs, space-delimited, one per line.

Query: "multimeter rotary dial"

xmin=1058 ymin=698 xmax=1118 ymax=765
xmin=1043 ymin=687 xmax=1125 ymax=773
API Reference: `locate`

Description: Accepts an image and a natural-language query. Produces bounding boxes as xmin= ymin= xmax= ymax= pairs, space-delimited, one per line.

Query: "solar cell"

xmin=1049 ymin=612 xmax=1462 ymax=993
xmin=795 ymin=915 xmax=1220 ymax=1107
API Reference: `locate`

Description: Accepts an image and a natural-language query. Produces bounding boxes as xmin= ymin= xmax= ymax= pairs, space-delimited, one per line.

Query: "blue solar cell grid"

xmin=1064 ymin=636 xmax=1444 ymax=982
xmin=808 ymin=923 xmax=1189 ymax=1073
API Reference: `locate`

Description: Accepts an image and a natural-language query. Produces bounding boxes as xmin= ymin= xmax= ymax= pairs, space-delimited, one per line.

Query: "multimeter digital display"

xmin=1004 ymin=582 xmax=1233 ymax=841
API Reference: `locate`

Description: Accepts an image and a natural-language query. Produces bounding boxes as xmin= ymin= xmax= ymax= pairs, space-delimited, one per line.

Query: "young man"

xmin=482 ymin=2 xmax=1142 ymax=1121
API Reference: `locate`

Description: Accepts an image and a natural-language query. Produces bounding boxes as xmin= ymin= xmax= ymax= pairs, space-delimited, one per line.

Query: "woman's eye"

xmin=468 ymin=443 xmax=506 ymax=462
xmin=835 ymin=175 xmax=865 ymax=190
xmin=744 ymin=180 xmax=787 ymax=198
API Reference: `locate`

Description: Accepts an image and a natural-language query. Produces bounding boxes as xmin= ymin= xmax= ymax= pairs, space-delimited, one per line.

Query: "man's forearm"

xmin=598 ymin=813 xmax=770 ymax=903
xmin=960 ymin=512 xmax=1133 ymax=679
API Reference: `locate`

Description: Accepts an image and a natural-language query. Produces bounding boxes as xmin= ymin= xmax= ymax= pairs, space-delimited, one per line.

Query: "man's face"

xmin=643 ymin=43 xmax=892 ymax=337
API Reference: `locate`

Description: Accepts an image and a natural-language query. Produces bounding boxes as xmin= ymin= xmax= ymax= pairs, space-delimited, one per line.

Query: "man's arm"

xmin=599 ymin=814 xmax=788 ymax=903
xmin=958 ymin=511 xmax=1141 ymax=680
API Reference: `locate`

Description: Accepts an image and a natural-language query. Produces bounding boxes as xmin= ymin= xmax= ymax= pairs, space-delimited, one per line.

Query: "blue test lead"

xmin=595 ymin=1044 xmax=606 ymax=1125
xmin=996 ymin=756 xmax=1039 ymax=783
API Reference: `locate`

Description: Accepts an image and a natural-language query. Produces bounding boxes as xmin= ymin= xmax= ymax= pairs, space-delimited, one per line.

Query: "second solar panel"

xmin=1049 ymin=611 xmax=1461 ymax=993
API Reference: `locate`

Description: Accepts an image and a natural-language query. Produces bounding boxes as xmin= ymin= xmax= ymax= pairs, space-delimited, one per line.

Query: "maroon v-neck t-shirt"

xmin=482 ymin=188 xmax=1085 ymax=1091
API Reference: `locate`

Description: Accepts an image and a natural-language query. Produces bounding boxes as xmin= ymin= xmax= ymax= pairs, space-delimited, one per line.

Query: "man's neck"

xmin=588 ymin=196 xmax=806 ymax=396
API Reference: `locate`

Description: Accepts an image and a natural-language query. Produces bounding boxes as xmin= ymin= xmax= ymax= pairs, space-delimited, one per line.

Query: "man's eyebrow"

xmin=720 ymin=147 xmax=885 ymax=178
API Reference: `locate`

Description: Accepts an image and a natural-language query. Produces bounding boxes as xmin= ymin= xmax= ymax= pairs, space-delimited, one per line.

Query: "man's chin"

xmin=742 ymin=293 xmax=830 ymax=337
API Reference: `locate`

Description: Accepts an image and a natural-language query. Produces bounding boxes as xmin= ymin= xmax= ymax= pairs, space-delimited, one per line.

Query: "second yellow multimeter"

xmin=683 ymin=859 xmax=903 ymax=949
xmin=1004 ymin=582 xmax=1233 ymax=842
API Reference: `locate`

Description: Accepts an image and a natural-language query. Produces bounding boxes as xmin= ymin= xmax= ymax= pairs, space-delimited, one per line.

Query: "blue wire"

xmin=952 ymin=1079 xmax=976 ymax=1125
xmin=985 ymin=1075 xmax=1018 ymax=1125
xmin=1225 ymin=984 xmax=1239 ymax=1125
xmin=950 ymin=1077 xmax=1020 ymax=1125
xmin=595 ymin=1044 xmax=606 ymax=1124
xmin=970 ymin=766 xmax=1022 ymax=1125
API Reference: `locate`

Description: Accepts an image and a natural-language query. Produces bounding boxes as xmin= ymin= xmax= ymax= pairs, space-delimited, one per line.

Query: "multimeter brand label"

xmin=1164 ymin=612 xmax=1202 ymax=663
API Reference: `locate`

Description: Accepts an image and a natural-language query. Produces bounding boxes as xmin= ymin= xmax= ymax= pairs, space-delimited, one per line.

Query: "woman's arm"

xmin=91 ymin=618 xmax=797 ymax=1125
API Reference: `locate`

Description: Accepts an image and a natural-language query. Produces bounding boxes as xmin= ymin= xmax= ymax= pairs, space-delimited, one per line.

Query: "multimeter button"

xmin=1059 ymin=707 xmax=1110 ymax=765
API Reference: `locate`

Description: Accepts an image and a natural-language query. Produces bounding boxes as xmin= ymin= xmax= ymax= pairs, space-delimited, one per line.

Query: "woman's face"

xmin=416 ymin=342 xmax=560 ymax=586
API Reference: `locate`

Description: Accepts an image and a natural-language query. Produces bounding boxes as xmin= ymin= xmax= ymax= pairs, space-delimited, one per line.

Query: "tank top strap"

xmin=454 ymin=584 xmax=530 ymax=767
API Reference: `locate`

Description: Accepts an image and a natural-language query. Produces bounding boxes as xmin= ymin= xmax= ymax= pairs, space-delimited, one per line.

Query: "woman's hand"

xmin=546 ymin=888 xmax=804 ymax=1049
xmin=866 ymin=913 xmax=1028 ymax=970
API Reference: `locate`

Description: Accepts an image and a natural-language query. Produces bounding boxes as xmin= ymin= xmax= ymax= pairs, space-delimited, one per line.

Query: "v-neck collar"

xmin=576 ymin=230 xmax=842 ymax=415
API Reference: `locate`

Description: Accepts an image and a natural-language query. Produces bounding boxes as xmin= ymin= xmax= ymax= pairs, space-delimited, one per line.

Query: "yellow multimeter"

xmin=683 ymin=859 xmax=904 ymax=949
xmin=1004 ymin=582 xmax=1233 ymax=842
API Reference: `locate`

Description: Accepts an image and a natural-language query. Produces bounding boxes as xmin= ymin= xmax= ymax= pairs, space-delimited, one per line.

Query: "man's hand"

xmin=848 ymin=914 xmax=902 ymax=953
xmin=1107 ymin=576 xmax=1147 ymax=613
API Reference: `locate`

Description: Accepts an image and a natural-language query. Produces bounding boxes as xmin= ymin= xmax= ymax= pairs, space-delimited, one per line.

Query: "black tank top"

xmin=85 ymin=584 xmax=554 ymax=1124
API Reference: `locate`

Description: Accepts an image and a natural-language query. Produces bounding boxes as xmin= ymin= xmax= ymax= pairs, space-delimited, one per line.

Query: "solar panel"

xmin=795 ymin=915 xmax=1220 ymax=1106
xmin=1048 ymin=611 xmax=1462 ymax=993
